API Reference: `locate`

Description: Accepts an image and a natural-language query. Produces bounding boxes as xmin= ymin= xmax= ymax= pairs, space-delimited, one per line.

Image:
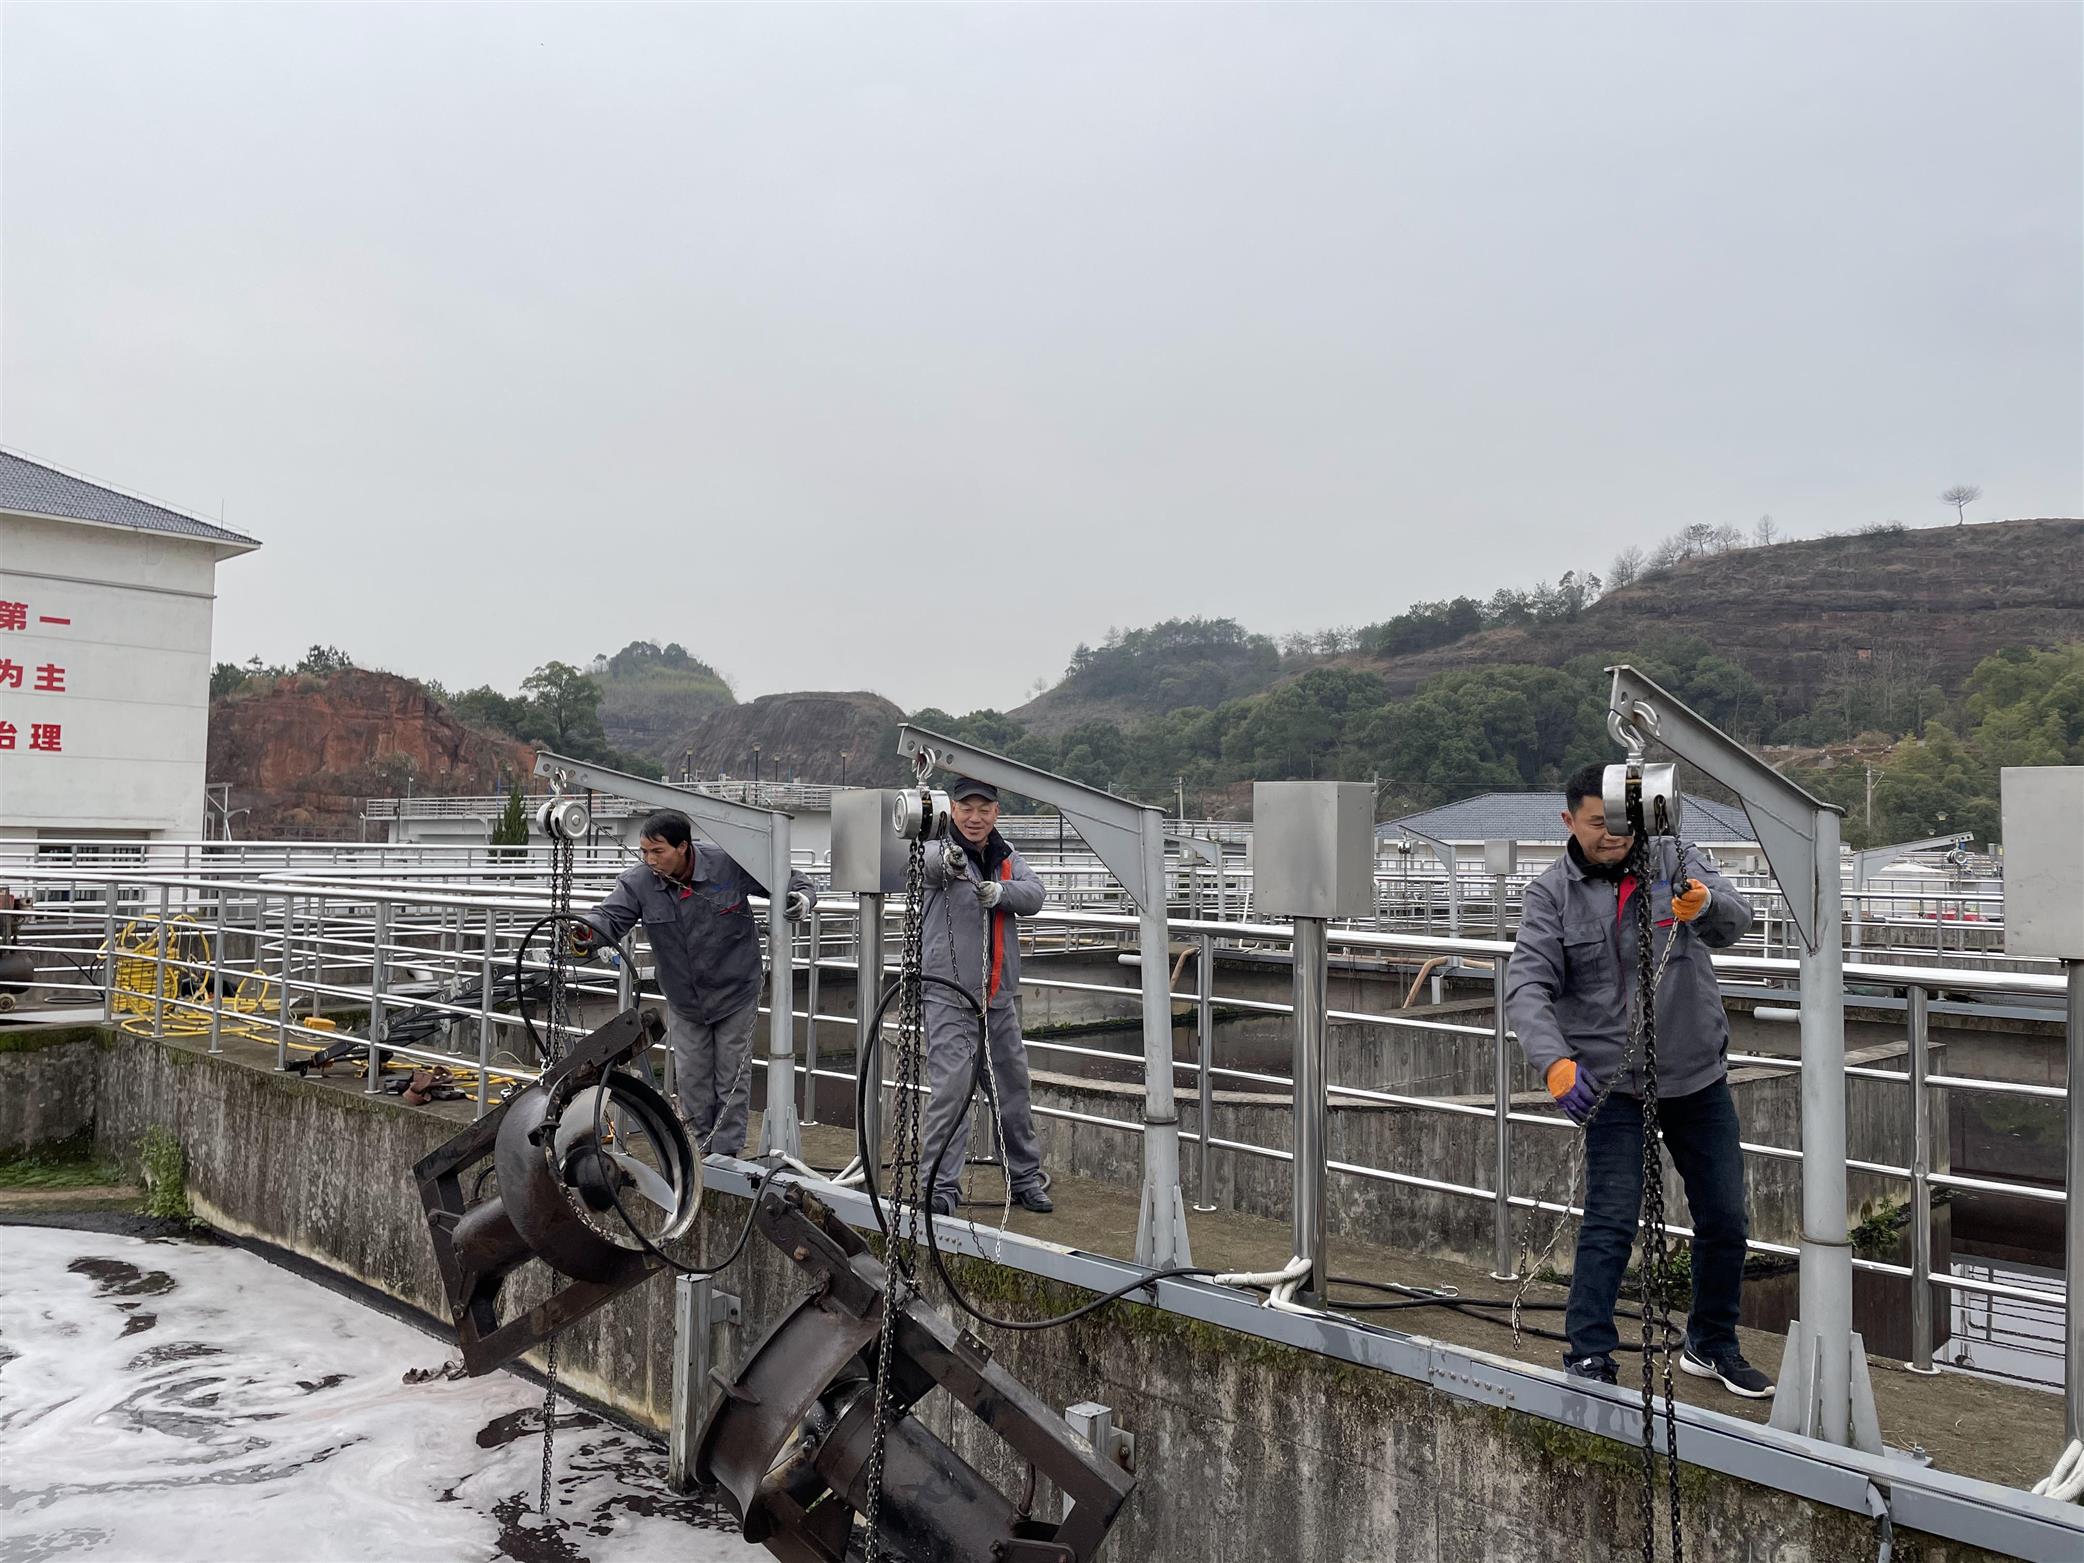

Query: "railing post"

xmin=1906 ymin=983 xmax=1938 ymax=1374
xmin=275 ymin=894 xmax=294 ymax=1070
xmin=152 ymin=881 xmax=170 ymax=1038
xmin=756 ymin=831 xmax=801 ymax=1161
xmin=1292 ymin=915 xmax=1329 ymax=1308
xmin=208 ymin=876 xmax=228 ymax=1053
xmin=2067 ymin=959 xmax=2084 ymax=1445
xmin=367 ymin=899 xmax=390 ymax=1093
xmin=1194 ymin=929 xmax=1217 ymax=1213
xmin=476 ymin=907 xmax=497 ymax=1119
xmin=101 ymin=878 xmax=118 ymax=1024
xmin=1490 ymin=955 xmax=1516 ymax=1282
xmin=804 ymin=909 xmax=820 ymax=1126
xmin=857 ymin=893 xmax=886 ymax=1170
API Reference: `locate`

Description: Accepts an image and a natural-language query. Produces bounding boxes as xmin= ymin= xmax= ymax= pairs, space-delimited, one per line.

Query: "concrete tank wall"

xmin=24 ymin=1026 xmax=2007 ymax=1562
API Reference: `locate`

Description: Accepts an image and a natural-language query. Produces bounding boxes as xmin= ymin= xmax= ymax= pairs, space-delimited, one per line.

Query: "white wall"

xmin=0 ymin=513 xmax=237 ymax=840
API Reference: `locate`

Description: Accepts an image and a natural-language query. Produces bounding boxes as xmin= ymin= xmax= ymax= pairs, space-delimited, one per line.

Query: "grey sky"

xmin=5 ymin=2 xmax=2079 ymax=716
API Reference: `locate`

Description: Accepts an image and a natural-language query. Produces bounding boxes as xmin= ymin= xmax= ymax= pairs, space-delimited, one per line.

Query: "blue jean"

xmin=1564 ymin=1077 xmax=1749 ymax=1363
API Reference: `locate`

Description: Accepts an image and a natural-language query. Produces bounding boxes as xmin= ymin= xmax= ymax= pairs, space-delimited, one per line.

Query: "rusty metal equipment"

xmin=414 ymin=1006 xmax=699 ymax=1375
xmin=696 ymin=1182 xmax=1136 ymax=1563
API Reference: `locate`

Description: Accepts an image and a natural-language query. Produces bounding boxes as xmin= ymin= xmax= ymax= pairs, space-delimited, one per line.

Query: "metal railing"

xmin=1 ymin=857 xmax=2073 ymax=1422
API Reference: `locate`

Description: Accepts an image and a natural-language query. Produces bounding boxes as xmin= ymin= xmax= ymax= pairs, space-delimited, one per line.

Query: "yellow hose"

xmin=96 ymin=917 xmax=527 ymax=1089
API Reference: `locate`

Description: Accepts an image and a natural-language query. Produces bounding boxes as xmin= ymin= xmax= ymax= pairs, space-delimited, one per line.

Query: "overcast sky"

xmin=4 ymin=3 xmax=2079 ymax=715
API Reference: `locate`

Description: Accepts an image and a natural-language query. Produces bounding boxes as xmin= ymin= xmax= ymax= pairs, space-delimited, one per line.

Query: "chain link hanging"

xmin=538 ymin=825 xmax=577 ymax=1517
xmin=861 ymin=822 xmax=929 ymax=1563
xmin=1627 ymin=834 xmax=1685 ymax=1563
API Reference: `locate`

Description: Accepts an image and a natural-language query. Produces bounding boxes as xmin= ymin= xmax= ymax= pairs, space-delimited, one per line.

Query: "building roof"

xmin=1387 ymin=791 xmax=1757 ymax=845
xmin=0 ymin=449 xmax=260 ymax=550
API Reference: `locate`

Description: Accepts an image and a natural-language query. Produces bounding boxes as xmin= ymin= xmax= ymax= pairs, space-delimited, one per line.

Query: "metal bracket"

xmin=1063 ymin=1401 xmax=1137 ymax=1476
xmin=1770 ymin=1322 xmax=1885 ymax=1456
xmin=669 ymin=1275 xmax=742 ymax=1492
xmin=531 ymin=749 xmax=793 ymax=893
xmin=897 ymin=724 xmax=1163 ymax=909
xmin=1605 ymin=667 xmax=1840 ymax=950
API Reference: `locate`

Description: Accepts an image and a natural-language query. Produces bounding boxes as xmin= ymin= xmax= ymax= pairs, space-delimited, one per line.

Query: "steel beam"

xmin=896 ymin=724 xmax=1192 ymax=1268
xmin=1605 ymin=666 xmax=1876 ymax=1453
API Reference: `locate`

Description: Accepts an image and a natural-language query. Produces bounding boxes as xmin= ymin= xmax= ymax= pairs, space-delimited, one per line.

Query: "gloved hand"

xmin=784 ymin=889 xmax=813 ymax=922
xmin=565 ymin=923 xmax=599 ymax=960
xmin=1546 ymin=1058 xmax=1600 ymax=1126
xmin=975 ymin=880 xmax=1002 ymax=909
xmin=941 ymin=844 xmax=968 ymax=879
xmin=1672 ymin=878 xmax=1711 ymax=923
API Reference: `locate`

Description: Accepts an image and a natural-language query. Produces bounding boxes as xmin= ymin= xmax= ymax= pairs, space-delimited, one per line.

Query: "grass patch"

xmin=0 ymin=1127 xmax=127 ymax=1191
xmin=139 ymin=1125 xmax=193 ymax=1222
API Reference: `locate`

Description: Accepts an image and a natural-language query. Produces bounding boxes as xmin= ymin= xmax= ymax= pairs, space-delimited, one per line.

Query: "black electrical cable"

xmin=513 ymin=912 xmax=590 ymax=1064
xmin=853 ymin=973 xmax=1218 ymax=1329
xmin=580 ymin=1083 xmax=785 ymax=1281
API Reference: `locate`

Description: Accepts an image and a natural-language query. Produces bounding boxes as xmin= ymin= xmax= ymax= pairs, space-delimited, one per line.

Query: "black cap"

xmin=949 ymin=777 xmax=998 ymax=803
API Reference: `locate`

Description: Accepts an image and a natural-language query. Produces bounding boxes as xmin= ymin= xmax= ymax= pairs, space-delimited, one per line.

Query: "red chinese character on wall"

xmin=0 ymin=659 xmax=20 ymax=689
xmin=28 ymin=723 xmax=62 ymax=752
xmin=0 ymin=721 xmax=15 ymax=750
xmin=33 ymin=663 xmax=65 ymax=692
xmin=0 ymin=602 xmax=26 ymax=631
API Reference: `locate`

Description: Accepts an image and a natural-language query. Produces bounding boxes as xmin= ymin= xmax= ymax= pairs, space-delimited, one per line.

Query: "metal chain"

xmin=862 ymin=822 xmax=929 ymax=1563
xmin=1502 ymin=835 xmax=1689 ymax=1563
xmin=538 ymin=829 xmax=576 ymax=1517
xmin=1628 ymin=835 xmax=1684 ymax=1563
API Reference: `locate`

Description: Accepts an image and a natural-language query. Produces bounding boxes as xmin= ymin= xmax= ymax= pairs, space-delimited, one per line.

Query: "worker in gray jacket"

xmin=572 ymin=809 xmax=814 ymax=1158
xmin=919 ymin=778 xmax=1052 ymax=1216
xmin=1506 ymin=763 xmax=1773 ymax=1399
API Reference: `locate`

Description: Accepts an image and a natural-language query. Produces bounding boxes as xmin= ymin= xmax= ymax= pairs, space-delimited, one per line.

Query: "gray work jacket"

xmin=1505 ymin=838 xmax=1753 ymax=1100
xmin=580 ymin=845 xmax=814 ymax=1025
xmin=919 ymin=831 xmax=1047 ymax=1012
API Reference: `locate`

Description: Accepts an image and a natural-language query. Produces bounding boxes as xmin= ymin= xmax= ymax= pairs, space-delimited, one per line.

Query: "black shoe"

xmin=929 ymin=1194 xmax=955 ymax=1217
xmin=1014 ymin=1186 xmax=1054 ymax=1214
xmin=1681 ymin=1345 xmax=1775 ymax=1399
xmin=1565 ymin=1353 xmax=1619 ymax=1386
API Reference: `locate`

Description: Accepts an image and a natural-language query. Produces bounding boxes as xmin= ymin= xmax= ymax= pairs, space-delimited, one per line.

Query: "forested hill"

xmin=1011 ymin=517 xmax=2082 ymax=735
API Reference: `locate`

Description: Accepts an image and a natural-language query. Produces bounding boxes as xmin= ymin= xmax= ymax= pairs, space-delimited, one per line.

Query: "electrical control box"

xmin=1483 ymin=839 xmax=1520 ymax=877
xmin=2001 ymin=767 xmax=2084 ymax=961
xmin=1251 ymin=782 xmax=1377 ymax=920
xmin=830 ymin=789 xmax=910 ymax=895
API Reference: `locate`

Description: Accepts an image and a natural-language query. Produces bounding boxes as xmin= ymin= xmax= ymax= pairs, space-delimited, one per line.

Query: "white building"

xmin=0 ymin=451 xmax=259 ymax=847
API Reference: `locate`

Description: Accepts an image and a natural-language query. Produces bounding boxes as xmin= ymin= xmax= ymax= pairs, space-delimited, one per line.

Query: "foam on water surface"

xmin=0 ymin=1226 xmax=764 ymax=1562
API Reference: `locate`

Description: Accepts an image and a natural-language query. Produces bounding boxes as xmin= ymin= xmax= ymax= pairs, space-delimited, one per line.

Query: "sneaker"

xmin=1565 ymin=1354 xmax=1619 ymax=1386
xmin=929 ymin=1194 xmax=956 ymax=1217
xmin=1014 ymin=1186 xmax=1054 ymax=1214
xmin=1681 ymin=1345 xmax=1775 ymax=1399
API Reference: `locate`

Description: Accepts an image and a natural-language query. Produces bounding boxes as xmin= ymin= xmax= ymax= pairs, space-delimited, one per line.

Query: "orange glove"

xmin=1672 ymin=878 xmax=1711 ymax=923
xmin=1546 ymin=1059 xmax=1597 ymax=1124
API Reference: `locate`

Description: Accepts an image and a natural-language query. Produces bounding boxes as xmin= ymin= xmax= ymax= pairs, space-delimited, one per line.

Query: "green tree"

xmin=490 ymin=783 xmax=530 ymax=857
xmin=522 ymin=661 xmax=608 ymax=753
xmin=297 ymin=644 xmax=354 ymax=675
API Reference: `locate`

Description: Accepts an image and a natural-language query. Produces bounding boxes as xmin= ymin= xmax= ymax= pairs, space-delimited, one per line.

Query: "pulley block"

xmin=1603 ymin=701 xmax=1683 ymax=839
xmin=536 ymin=794 xmax=592 ymax=842
xmin=890 ymin=786 xmax=953 ymax=843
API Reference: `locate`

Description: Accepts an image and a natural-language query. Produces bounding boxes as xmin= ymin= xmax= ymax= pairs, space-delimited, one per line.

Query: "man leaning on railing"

xmin=568 ymin=809 xmax=814 ymax=1157
xmin=1506 ymin=762 xmax=1772 ymax=1400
